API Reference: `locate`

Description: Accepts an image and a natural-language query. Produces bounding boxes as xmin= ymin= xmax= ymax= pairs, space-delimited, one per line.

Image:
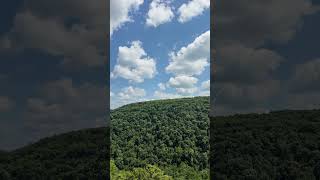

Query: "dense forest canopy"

xmin=111 ymin=96 xmax=210 ymax=179
xmin=0 ymin=97 xmax=210 ymax=179
xmin=211 ymin=110 xmax=320 ymax=180
xmin=2 ymin=97 xmax=320 ymax=179
xmin=0 ymin=128 xmax=109 ymax=179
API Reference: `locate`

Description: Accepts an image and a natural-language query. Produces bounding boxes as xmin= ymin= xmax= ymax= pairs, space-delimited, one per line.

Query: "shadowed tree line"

xmin=211 ymin=109 xmax=320 ymax=180
xmin=0 ymin=128 xmax=109 ymax=179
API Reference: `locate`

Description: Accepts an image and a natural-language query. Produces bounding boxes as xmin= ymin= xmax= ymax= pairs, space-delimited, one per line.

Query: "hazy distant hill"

xmin=211 ymin=109 xmax=320 ymax=180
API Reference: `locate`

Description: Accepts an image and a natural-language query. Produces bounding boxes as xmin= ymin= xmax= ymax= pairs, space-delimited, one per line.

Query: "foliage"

xmin=0 ymin=128 xmax=109 ymax=179
xmin=4 ymin=97 xmax=320 ymax=179
xmin=111 ymin=97 xmax=210 ymax=178
xmin=162 ymin=163 xmax=209 ymax=180
xmin=0 ymin=97 xmax=210 ymax=179
xmin=111 ymin=160 xmax=173 ymax=180
xmin=211 ymin=110 xmax=320 ymax=180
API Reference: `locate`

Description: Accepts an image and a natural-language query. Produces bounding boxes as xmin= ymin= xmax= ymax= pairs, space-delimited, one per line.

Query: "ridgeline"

xmin=2 ymin=96 xmax=320 ymax=179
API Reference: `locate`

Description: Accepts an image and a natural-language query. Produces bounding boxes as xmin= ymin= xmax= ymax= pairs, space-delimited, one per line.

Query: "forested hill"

xmin=211 ymin=109 xmax=320 ymax=180
xmin=2 ymin=96 xmax=320 ymax=179
xmin=0 ymin=97 xmax=210 ymax=179
xmin=0 ymin=128 xmax=109 ymax=179
xmin=111 ymin=96 xmax=210 ymax=179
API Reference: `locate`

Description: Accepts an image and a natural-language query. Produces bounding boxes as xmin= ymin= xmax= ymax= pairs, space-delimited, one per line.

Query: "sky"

xmin=0 ymin=0 xmax=320 ymax=150
xmin=0 ymin=0 xmax=108 ymax=150
xmin=211 ymin=0 xmax=320 ymax=116
xmin=110 ymin=0 xmax=210 ymax=109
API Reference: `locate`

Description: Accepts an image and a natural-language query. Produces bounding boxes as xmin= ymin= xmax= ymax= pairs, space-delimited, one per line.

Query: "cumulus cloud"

xmin=166 ymin=30 xmax=210 ymax=76
xmin=167 ymin=75 xmax=198 ymax=89
xmin=215 ymin=0 xmax=317 ymax=46
xmin=210 ymin=0 xmax=320 ymax=115
xmin=146 ymin=0 xmax=174 ymax=27
xmin=111 ymin=41 xmax=157 ymax=83
xmin=111 ymin=0 xmax=144 ymax=35
xmin=111 ymin=86 xmax=146 ymax=109
xmin=158 ymin=82 xmax=167 ymax=91
xmin=165 ymin=30 xmax=209 ymax=96
xmin=212 ymin=80 xmax=281 ymax=115
xmin=118 ymin=86 xmax=146 ymax=100
xmin=176 ymin=87 xmax=198 ymax=95
xmin=212 ymin=44 xmax=285 ymax=115
xmin=33 ymin=79 xmax=106 ymax=115
xmin=0 ymin=0 xmax=108 ymax=68
xmin=154 ymin=91 xmax=182 ymax=100
xmin=14 ymin=12 xmax=104 ymax=67
xmin=0 ymin=0 xmax=109 ymax=150
xmin=23 ymin=78 xmax=107 ymax=142
xmin=178 ymin=0 xmax=210 ymax=23
xmin=216 ymin=44 xmax=284 ymax=84
xmin=167 ymin=75 xmax=198 ymax=95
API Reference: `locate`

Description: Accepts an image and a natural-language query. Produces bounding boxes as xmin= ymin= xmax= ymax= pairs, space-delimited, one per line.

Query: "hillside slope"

xmin=2 ymin=97 xmax=320 ymax=179
xmin=111 ymin=96 xmax=210 ymax=179
xmin=0 ymin=128 xmax=109 ymax=179
xmin=211 ymin=110 xmax=320 ymax=180
xmin=0 ymin=97 xmax=210 ymax=179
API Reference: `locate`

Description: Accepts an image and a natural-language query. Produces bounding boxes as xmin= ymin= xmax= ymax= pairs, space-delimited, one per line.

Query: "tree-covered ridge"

xmin=111 ymin=96 xmax=210 ymax=179
xmin=0 ymin=128 xmax=109 ymax=179
xmin=0 ymin=97 xmax=209 ymax=179
xmin=211 ymin=110 xmax=320 ymax=180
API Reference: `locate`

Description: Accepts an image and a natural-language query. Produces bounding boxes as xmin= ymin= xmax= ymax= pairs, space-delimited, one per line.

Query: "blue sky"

xmin=1 ymin=0 xmax=320 ymax=150
xmin=110 ymin=0 xmax=210 ymax=108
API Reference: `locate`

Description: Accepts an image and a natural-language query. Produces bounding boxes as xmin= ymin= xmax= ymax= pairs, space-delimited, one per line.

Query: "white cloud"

xmin=176 ymin=87 xmax=198 ymax=95
xmin=2 ymin=12 xmax=105 ymax=67
xmin=111 ymin=41 xmax=157 ymax=83
xmin=167 ymin=75 xmax=199 ymax=95
xmin=165 ymin=31 xmax=210 ymax=97
xmin=154 ymin=91 xmax=181 ymax=100
xmin=118 ymin=86 xmax=146 ymax=99
xmin=111 ymin=86 xmax=146 ymax=109
xmin=110 ymin=0 xmax=144 ymax=35
xmin=158 ymin=82 xmax=167 ymax=90
xmin=167 ymin=75 xmax=198 ymax=89
xmin=23 ymin=79 xmax=108 ymax=133
xmin=166 ymin=30 xmax=210 ymax=76
xmin=146 ymin=0 xmax=175 ymax=27
xmin=178 ymin=0 xmax=210 ymax=23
